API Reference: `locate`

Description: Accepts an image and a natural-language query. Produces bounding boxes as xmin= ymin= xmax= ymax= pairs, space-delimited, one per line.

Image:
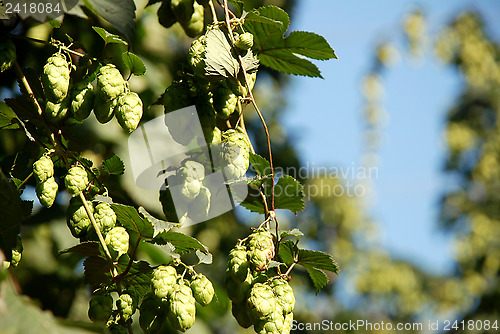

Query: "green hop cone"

xmin=254 ymin=309 xmax=285 ymax=334
xmin=5 ymin=235 xmax=23 ymax=268
xmin=152 ymin=265 xmax=178 ymax=298
xmin=188 ymin=36 xmax=206 ymax=76
xmin=190 ymin=274 xmax=214 ymax=306
xmin=105 ymin=226 xmax=129 ymax=258
xmin=117 ymin=293 xmax=136 ymax=321
xmin=93 ymin=203 xmax=116 ymax=234
xmin=231 ymin=301 xmax=252 ymax=328
xmin=71 ymin=80 xmax=95 ymax=121
xmin=94 ymin=96 xmax=118 ymax=124
xmin=35 ymin=177 xmax=58 ymax=208
xmin=188 ymin=186 xmax=211 ymax=221
xmin=171 ymin=0 xmax=194 ymax=23
xmin=247 ymin=230 xmax=274 ymax=271
xmin=0 ymin=38 xmax=16 ymax=73
xmin=248 ymin=248 xmax=273 ymax=272
xmin=64 ymin=166 xmax=89 ymax=196
xmin=45 ymin=95 xmax=69 ymax=122
xmin=96 ymin=64 xmax=125 ymax=101
xmin=228 ymin=244 xmax=249 ymax=282
xmin=247 ymin=283 xmax=277 ymax=321
xmin=88 ymin=292 xmax=113 ymax=322
xmin=42 ymin=53 xmax=70 ymax=103
xmin=158 ymin=0 xmax=177 ymax=28
xmin=180 ymin=1 xmax=204 ymax=38
xmin=139 ymin=293 xmax=167 ymax=333
xmin=177 ymin=160 xmax=205 ymax=201
xmin=116 ymin=91 xmax=143 ymax=133
xmin=235 ymin=32 xmax=254 ymax=50
xmin=220 ymin=129 xmax=250 ymax=180
xmin=33 ymin=155 xmax=54 ymax=183
xmin=225 ymin=269 xmax=256 ymax=302
xmin=168 ymin=281 xmax=197 ymax=332
xmin=282 ymin=313 xmax=293 ymax=334
xmin=213 ymin=86 xmax=238 ymax=119
xmin=66 ymin=197 xmax=93 ymax=238
xmin=270 ymin=278 xmax=295 ymax=314
xmin=230 ymin=72 xmax=257 ymax=97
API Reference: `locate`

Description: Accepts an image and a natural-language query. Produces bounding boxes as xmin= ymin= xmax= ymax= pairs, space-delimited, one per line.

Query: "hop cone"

xmin=88 ymin=292 xmax=113 ymax=322
xmin=227 ymin=244 xmax=249 ymax=282
xmin=168 ymin=282 xmax=197 ymax=332
xmin=5 ymin=235 xmax=23 ymax=268
xmin=282 ymin=313 xmax=294 ymax=334
xmin=152 ymin=265 xmax=178 ymax=298
xmin=93 ymin=203 xmax=116 ymax=234
xmin=213 ymin=86 xmax=238 ymax=119
xmin=71 ymin=81 xmax=94 ymax=121
xmin=177 ymin=160 xmax=205 ymax=201
xmin=247 ymin=230 xmax=274 ymax=271
xmin=96 ymin=64 xmax=125 ymax=101
xmin=190 ymin=274 xmax=214 ymax=306
xmin=117 ymin=293 xmax=136 ymax=321
xmin=235 ymin=32 xmax=254 ymax=50
xmin=230 ymin=72 xmax=257 ymax=97
xmin=254 ymin=309 xmax=285 ymax=334
xmin=33 ymin=155 xmax=54 ymax=183
xmin=67 ymin=197 xmax=93 ymax=238
xmin=188 ymin=35 xmax=206 ymax=76
xmin=65 ymin=166 xmax=89 ymax=196
xmin=105 ymin=226 xmax=129 ymax=258
xmin=0 ymin=38 xmax=16 ymax=73
xmin=42 ymin=53 xmax=70 ymax=103
xmin=247 ymin=282 xmax=277 ymax=320
xmin=35 ymin=177 xmax=58 ymax=208
xmin=220 ymin=129 xmax=250 ymax=180
xmin=116 ymin=91 xmax=143 ymax=133
xmin=180 ymin=1 xmax=204 ymax=38
xmin=188 ymin=186 xmax=211 ymax=221
xmin=45 ymin=96 xmax=69 ymax=122
xmin=270 ymin=278 xmax=295 ymax=314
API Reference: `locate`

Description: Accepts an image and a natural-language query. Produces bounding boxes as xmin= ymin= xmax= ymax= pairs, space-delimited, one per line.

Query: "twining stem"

xmin=222 ymin=0 xmax=277 ymax=214
xmin=16 ymin=172 xmax=33 ymax=190
xmin=116 ymin=237 xmax=142 ymax=279
xmin=14 ymin=61 xmax=43 ymax=117
xmin=236 ymin=99 xmax=256 ymax=154
xmin=208 ymin=0 xmax=219 ymax=24
xmin=283 ymin=262 xmax=296 ymax=277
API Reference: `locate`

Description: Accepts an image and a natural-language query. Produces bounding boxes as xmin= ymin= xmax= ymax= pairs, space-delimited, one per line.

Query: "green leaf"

xmin=85 ymin=0 xmax=136 ymax=43
xmin=205 ymin=29 xmax=240 ymax=78
xmin=228 ymin=0 xmax=243 ymax=16
xmin=59 ymin=241 xmax=100 ymax=257
xmin=196 ymin=249 xmax=213 ymax=264
xmin=117 ymin=259 xmax=153 ymax=300
xmin=273 ymin=175 xmax=305 ymax=213
xmin=111 ymin=203 xmax=154 ymax=238
xmin=83 ymin=255 xmax=111 ymax=287
xmin=298 ymin=249 xmax=339 ymax=274
xmin=138 ymin=206 xmax=179 ymax=237
xmin=303 ymin=264 xmax=328 ymax=295
xmin=280 ymin=228 xmax=304 ymax=240
xmin=102 ymin=154 xmax=125 ymax=175
xmin=152 ymin=231 xmax=208 ymax=255
xmin=92 ymin=26 xmax=129 ymax=45
xmin=244 ymin=6 xmax=336 ymax=78
xmin=0 ymin=102 xmax=20 ymax=130
xmin=249 ymin=152 xmax=271 ymax=177
xmin=278 ymin=240 xmax=297 ymax=266
xmin=122 ymin=51 xmax=146 ymax=76
xmin=0 ymin=172 xmax=26 ymax=259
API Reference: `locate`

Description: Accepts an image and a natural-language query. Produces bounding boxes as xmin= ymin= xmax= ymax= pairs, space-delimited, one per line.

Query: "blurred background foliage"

xmin=1 ymin=0 xmax=500 ymax=333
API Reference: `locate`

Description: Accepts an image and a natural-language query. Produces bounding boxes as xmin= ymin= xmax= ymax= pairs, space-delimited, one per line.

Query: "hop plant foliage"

xmin=0 ymin=38 xmax=16 ymax=73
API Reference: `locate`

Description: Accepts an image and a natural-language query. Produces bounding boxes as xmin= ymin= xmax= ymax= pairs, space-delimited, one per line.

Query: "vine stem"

xmin=222 ymin=0 xmax=276 ymax=214
xmin=116 ymin=236 xmax=142 ymax=279
xmin=16 ymin=172 xmax=33 ymax=190
xmin=283 ymin=262 xmax=296 ymax=277
xmin=208 ymin=0 xmax=218 ymax=24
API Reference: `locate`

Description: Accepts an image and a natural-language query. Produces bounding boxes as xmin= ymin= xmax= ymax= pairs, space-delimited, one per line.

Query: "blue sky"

xmin=283 ymin=0 xmax=500 ymax=274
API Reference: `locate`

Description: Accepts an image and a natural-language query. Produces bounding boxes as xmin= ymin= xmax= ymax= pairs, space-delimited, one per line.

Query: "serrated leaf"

xmin=102 ymin=154 xmax=125 ymax=175
xmin=0 ymin=172 xmax=26 ymax=259
xmin=298 ymin=249 xmax=339 ymax=274
xmin=196 ymin=249 xmax=213 ymax=264
xmin=274 ymin=175 xmax=305 ymax=213
xmin=117 ymin=259 xmax=153 ymax=300
xmin=278 ymin=240 xmax=297 ymax=266
xmin=303 ymin=264 xmax=328 ymax=295
xmin=59 ymin=242 xmax=101 ymax=257
xmin=78 ymin=157 xmax=94 ymax=168
xmin=0 ymin=102 xmax=20 ymax=130
xmin=83 ymin=255 xmax=111 ymax=286
xmin=138 ymin=206 xmax=178 ymax=237
xmin=85 ymin=0 xmax=136 ymax=43
xmin=228 ymin=0 xmax=243 ymax=16
xmin=244 ymin=6 xmax=336 ymax=78
xmin=249 ymin=153 xmax=271 ymax=177
xmin=205 ymin=29 xmax=240 ymax=78
xmin=153 ymin=231 xmax=207 ymax=255
xmin=122 ymin=51 xmax=146 ymax=76
xmin=111 ymin=203 xmax=154 ymax=238
xmin=92 ymin=26 xmax=128 ymax=45
xmin=280 ymin=228 xmax=304 ymax=240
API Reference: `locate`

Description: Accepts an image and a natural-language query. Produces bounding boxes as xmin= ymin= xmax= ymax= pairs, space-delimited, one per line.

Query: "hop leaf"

xmin=94 ymin=96 xmax=118 ymax=124
xmin=93 ymin=202 xmax=117 ymax=234
xmin=42 ymin=53 xmax=70 ymax=103
xmin=171 ymin=0 xmax=194 ymax=23
xmin=116 ymin=91 xmax=143 ymax=133
xmin=168 ymin=281 xmax=197 ymax=332
xmin=220 ymin=129 xmax=250 ymax=180
xmin=67 ymin=197 xmax=93 ymax=238
xmin=64 ymin=166 xmax=89 ymax=196
xmin=35 ymin=177 xmax=58 ymax=208
xmin=139 ymin=293 xmax=166 ymax=332
xmin=33 ymin=155 xmax=54 ymax=183
xmin=190 ymin=274 xmax=214 ymax=306
xmin=0 ymin=38 xmax=16 ymax=73
xmin=71 ymin=81 xmax=95 ymax=121
xmin=96 ymin=64 xmax=125 ymax=101
xmin=235 ymin=32 xmax=254 ymax=50
xmin=105 ymin=226 xmax=129 ymax=258
xmin=152 ymin=265 xmax=178 ymax=298
xmin=88 ymin=292 xmax=113 ymax=322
